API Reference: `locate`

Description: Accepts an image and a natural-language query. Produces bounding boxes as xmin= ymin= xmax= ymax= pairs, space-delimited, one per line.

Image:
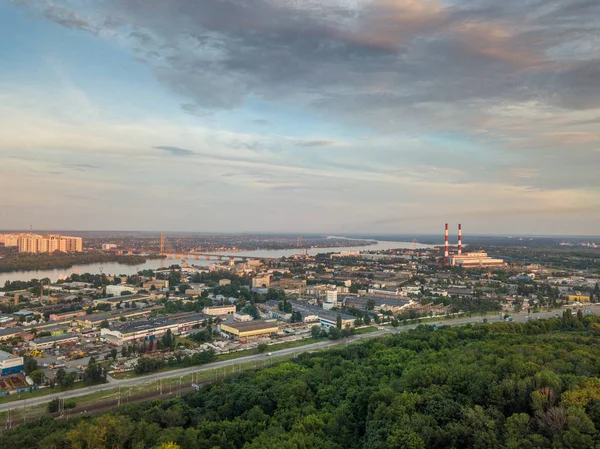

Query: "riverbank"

xmin=0 ymin=252 xmax=164 ymax=274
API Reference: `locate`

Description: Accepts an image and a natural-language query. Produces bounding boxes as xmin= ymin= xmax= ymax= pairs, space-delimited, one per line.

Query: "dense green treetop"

xmin=4 ymin=312 xmax=600 ymax=448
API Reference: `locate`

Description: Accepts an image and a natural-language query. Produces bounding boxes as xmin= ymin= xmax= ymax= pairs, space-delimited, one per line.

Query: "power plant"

xmin=443 ymin=223 xmax=505 ymax=268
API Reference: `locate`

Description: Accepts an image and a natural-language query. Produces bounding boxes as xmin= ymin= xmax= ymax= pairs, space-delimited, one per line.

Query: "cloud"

xmin=292 ymin=139 xmax=336 ymax=147
xmin=5 ymin=0 xmax=600 ymax=234
xmin=153 ymin=145 xmax=195 ymax=157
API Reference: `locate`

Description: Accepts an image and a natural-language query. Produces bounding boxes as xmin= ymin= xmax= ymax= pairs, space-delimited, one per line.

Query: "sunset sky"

xmin=1 ymin=0 xmax=599 ymax=235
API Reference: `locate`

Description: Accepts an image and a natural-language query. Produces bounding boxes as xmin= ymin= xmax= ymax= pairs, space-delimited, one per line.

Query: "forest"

xmin=4 ymin=311 xmax=600 ymax=448
xmin=0 ymin=251 xmax=156 ymax=273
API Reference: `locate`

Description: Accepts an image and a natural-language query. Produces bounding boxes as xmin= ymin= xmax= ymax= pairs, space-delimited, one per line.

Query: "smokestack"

xmin=458 ymin=224 xmax=462 ymax=255
xmin=444 ymin=223 xmax=449 ymax=259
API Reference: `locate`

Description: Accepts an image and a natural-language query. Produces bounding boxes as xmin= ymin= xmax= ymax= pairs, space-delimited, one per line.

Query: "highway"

xmin=2 ymin=304 xmax=599 ymax=413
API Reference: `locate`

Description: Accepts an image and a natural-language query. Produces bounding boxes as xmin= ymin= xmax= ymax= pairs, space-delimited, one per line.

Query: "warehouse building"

xmin=0 ymin=350 xmax=24 ymax=376
xmin=101 ymin=314 xmax=205 ymax=346
xmin=30 ymin=334 xmax=78 ymax=350
xmin=0 ymin=328 xmax=22 ymax=342
xmin=49 ymin=310 xmax=87 ymax=322
xmin=220 ymin=321 xmax=279 ymax=340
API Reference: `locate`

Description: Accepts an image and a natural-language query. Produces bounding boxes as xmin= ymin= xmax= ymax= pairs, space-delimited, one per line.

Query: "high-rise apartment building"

xmin=0 ymin=233 xmax=83 ymax=253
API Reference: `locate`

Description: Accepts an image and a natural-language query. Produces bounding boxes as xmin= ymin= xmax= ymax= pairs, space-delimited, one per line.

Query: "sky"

xmin=0 ymin=0 xmax=599 ymax=236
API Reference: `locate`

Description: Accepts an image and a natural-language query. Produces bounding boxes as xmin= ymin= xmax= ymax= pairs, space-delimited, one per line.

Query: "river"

xmin=0 ymin=239 xmax=432 ymax=284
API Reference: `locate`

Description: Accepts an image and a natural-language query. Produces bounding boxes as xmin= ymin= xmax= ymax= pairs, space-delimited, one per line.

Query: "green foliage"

xmin=8 ymin=321 xmax=600 ymax=448
xmin=0 ymin=252 xmax=151 ymax=274
xmin=23 ymin=356 xmax=38 ymax=375
xmin=84 ymin=357 xmax=107 ymax=385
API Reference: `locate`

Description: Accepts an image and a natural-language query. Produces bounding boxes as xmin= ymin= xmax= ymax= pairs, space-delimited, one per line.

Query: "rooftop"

xmin=0 ymin=328 xmax=21 ymax=337
xmin=33 ymin=334 xmax=78 ymax=344
xmin=222 ymin=320 xmax=278 ymax=332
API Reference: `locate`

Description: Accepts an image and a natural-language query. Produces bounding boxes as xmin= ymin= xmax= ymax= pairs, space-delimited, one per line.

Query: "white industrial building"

xmin=106 ymin=285 xmax=138 ymax=296
xmin=323 ymin=287 xmax=338 ymax=310
xmin=449 ymin=252 xmax=505 ymax=268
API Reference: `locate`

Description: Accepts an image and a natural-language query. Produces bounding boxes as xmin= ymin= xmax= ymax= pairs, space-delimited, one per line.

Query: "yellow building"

xmin=220 ymin=321 xmax=279 ymax=340
xmin=15 ymin=234 xmax=83 ymax=253
xmin=568 ymin=295 xmax=591 ymax=302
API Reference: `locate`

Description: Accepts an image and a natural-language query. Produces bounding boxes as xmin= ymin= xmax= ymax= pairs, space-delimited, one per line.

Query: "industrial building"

xmin=203 ymin=305 xmax=236 ymax=316
xmin=324 ymin=287 xmax=338 ymax=310
xmin=75 ymin=307 xmax=156 ymax=328
xmin=100 ymin=314 xmax=205 ymax=345
xmin=252 ymin=274 xmax=271 ymax=288
xmin=443 ymin=224 xmax=505 ymax=268
xmin=49 ymin=310 xmax=87 ymax=322
xmin=0 ymin=328 xmax=22 ymax=342
xmin=105 ymin=284 xmax=138 ymax=296
xmin=220 ymin=320 xmax=279 ymax=340
xmin=233 ymin=312 xmax=254 ymax=322
xmin=0 ymin=351 xmax=23 ymax=376
xmin=448 ymin=252 xmax=505 ymax=268
xmin=288 ymin=301 xmax=356 ymax=328
xmin=30 ymin=334 xmax=78 ymax=350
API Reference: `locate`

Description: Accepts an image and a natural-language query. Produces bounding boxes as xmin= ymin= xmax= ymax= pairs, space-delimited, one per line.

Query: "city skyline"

xmin=1 ymin=0 xmax=599 ymax=235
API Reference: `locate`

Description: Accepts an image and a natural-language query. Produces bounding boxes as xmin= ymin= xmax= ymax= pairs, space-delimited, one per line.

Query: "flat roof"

xmin=222 ymin=320 xmax=278 ymax=332
xmin=0 ymin=328 xmax=21 ymax=337
xmin=33 ymin=334 xmax=78 ymax=344
xmin=110 ymin=318 xmax=175 ymax=334
xmin=0 ymin=350 xmax=13 ymax=361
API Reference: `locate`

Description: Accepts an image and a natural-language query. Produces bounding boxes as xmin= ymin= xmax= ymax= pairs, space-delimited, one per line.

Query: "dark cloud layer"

xmin=13 ymin=0 xmax=600 ymax=200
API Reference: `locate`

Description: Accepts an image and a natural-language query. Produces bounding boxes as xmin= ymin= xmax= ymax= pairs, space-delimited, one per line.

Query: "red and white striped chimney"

xmin=444 ymin=223 xmax=449 ymax=259
xmin=458 ymin=223 xmax=462 ymax=255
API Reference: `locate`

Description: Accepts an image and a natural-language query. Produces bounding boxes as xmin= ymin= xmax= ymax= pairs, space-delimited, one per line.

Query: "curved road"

xmin=2 ymin=304 xmax=598 ymax=413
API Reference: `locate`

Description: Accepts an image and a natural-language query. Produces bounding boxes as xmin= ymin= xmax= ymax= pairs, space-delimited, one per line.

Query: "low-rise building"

xmin=100 ymin=314 xmax=205 ymax=345
xmin=30 ymin=334 xmax=78 ymax=350
xmin=49 ymin=310 xmax=87 ymax=322
xmin=0 ymin=328 xmax=21 ymax=342
xmin=233 ymin=312 xmax=254 ymax=322
xmin=252 ymin=274 xmax=271 ymax=288
xmin=220 ymin=320 xmax=279 ymax=340
xmin=142 ymin=279 xmax=169 ymax=290
xmin=0 ymin=350 xmax=23 ymax=376
xmin=106 ymin=285 xmax=138 ymax=296
xmin=203 ymin=305 xmax=236 ymax=316
xmin=218 ymin=279 xmax=232 ymax=286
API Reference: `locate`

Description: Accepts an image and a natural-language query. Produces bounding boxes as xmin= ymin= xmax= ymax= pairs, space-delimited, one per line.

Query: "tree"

xmin=258 ymin=343 xmax=268 ymax=353
xmin=311 ymin=325 xmax=321 ymax=339
xmin=121 ymin=346 xmax=127 ymax=358
xmin=178 ymin=284 xmax=190 ymax=294
xmin=366 ymin=298 xmax=376 ymax=310
xmin=154 ymin=443 xmax=181 ymax=449
xmin=47 ymin=398 xmax=60 ymax=413
xmin=55 ymin=367 xmax=66 ymax=385
xmin=162 ymin=329 xmax=173 ymax=349
xmin=23 ymin=356 xmax=38 ymax=375
xmin=100 ymin=320 xmax=109 ymax=329
xmin=84 ymin=357 xmax=106 ymax=385
xmin=336 ymin=314 xmax=342 ymax=329
xmin=30 ymin=369 xmax=45 ymax=385
xmin=110 ymin=348 xmax=118 ymax=360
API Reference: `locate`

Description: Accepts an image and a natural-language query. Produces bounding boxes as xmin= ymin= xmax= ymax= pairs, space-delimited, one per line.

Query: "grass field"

xmin=0 ymin=382 xmax=89 ymax=405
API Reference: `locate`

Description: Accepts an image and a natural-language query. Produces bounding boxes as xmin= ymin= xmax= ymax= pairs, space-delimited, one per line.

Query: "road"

xmin=2 ymin=304 xmax=599 ymax=413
